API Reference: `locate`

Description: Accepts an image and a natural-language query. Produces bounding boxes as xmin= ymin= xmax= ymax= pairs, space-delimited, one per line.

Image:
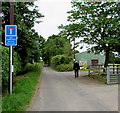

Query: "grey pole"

xmin=10 ymin=46 xmax=13 ymax=94
xmin=107 ymin=66 xmax=110 ymax=84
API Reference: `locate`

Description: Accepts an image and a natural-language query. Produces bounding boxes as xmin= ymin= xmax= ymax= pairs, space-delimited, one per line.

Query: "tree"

xmin=108 ymin=52 xmax=115 ymax=64
xmin=43 ymin=35 xmax=72 ymax=65
xmin=60 ymin=1 xmax=120 ymax=67
xmin=59 ymin=23 xmax=83 ymax=59
xmin=63 ymin=41 xmax=72 ymax=56
xmin=2 ymin=2 xmax=44 ymax=65
xmin=115 ymin=57 xmax=120 ymax=64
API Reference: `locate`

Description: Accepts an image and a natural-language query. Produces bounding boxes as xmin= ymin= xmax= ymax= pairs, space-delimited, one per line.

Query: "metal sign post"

xmin=5 ymin=25 xmax=17 ymax=94
xmin=10 ymin=46 xmax=13 ymax=94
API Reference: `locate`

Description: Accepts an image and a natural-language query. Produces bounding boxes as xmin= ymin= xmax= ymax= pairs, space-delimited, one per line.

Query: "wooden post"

xmin=113 ymin=64 xmax=114 ymax=74
xmin=88 ymin=66 xmax=90 ymax=76
xmin=10 ymin=1 xmax=14 ymax=25
xmin=117 ymin=65 xmax=118 ymax=74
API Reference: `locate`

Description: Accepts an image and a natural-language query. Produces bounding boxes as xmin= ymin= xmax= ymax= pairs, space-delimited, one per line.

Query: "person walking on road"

xmin=73 ymin=61 xmax=80 ymax=78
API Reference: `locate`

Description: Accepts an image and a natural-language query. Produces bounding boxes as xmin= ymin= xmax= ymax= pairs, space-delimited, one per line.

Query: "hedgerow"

xmin=56 ymin=63 xmax=73 ymax=72
xmin=2 ymin=46 xmax=21 ymax=87
xmin=51 ymin=55 xmax=73 ymax=72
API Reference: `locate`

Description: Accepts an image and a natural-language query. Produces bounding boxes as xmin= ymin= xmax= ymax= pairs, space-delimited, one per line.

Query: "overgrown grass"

xmin=83 ymin=74 xmax=106 ymax=84
xmin=24 ymin=62 xmax=42 ymax=72
xmin=2 ymin=63 xmax=42 ymax=111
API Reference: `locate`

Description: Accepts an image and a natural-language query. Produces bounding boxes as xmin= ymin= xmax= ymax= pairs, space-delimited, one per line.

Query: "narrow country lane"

xmin=28 ymin=67 xmax=118 ymax=111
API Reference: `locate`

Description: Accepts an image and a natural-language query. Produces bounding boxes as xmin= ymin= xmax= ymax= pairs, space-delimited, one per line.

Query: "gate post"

xmin=107 ymin=66 xmax=110 ymax=84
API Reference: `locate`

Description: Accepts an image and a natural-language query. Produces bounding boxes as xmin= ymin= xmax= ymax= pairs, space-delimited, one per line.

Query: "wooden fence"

xmin=88 ymin=64 xmax=120 ymax=84
xmin=88 ymin=65 xmax=105 ymax=76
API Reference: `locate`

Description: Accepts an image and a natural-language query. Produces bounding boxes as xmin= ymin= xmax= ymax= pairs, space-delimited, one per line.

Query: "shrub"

xmin=51 ymin=54 xmax=73 ymax=72
xmin=2 ymin=47 xmax=9 ymax=87
xmin=56 ymin=63 xmax=73 ymax=72
xmin=24 ymin=62 xmax=42 ymax=73
xmin=0 ymin=47 xmax=2 ymax=88
xmin=14 ymin=51 xmax=22 ymax=74
xmin=2 ymin=46 xmax=21 ymax=87
xmin=51 ymin=55 xmax=71 ymax=68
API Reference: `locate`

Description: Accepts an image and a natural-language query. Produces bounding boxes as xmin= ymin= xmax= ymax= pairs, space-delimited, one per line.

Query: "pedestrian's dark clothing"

xmin=73 ymin=62 xmax=80 ymax=78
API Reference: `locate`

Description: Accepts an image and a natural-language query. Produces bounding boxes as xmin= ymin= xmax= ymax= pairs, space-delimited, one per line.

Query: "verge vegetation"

xmin=2 ymin=46 xmax=21 ymax=88
xmin=1 ymin=2 xmax=44 ymax=112
xmin=2 ymin=63 xmax=42 ymax=111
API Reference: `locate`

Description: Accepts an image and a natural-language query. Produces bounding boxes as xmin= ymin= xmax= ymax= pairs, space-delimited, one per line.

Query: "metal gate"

xmin=107 ymin=65 xmax=120 ymax=84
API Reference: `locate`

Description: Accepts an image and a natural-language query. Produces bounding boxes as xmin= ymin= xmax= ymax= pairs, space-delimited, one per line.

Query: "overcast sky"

xmin=34 ymin=0 xmax=72 ymax=39
xmin=33 ymin=0 xmax=89 ymax=52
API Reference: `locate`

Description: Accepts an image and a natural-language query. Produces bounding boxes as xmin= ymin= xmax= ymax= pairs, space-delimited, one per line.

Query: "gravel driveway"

xmin=28 ymin=67 xmax=118 ymax=111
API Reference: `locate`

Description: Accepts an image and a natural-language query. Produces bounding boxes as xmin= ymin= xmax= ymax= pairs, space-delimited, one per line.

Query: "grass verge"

xmin=84 ymin=74 xmax=106 ymax=84
xmin=2 ymin=63 xmax=42 ymax=112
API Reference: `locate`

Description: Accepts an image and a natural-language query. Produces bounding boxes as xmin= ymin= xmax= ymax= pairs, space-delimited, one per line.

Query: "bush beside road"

xmin=2 ymin=63 xmax=43 ymax=111
xmin=2 ymin=46 xmax=21 ymax=88
xmin=51 ymin=55 xmax=73 ymax=72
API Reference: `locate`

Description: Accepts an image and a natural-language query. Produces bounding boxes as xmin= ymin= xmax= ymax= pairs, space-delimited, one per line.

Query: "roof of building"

xmin=76 ymin=51 xmax=104 ymax=57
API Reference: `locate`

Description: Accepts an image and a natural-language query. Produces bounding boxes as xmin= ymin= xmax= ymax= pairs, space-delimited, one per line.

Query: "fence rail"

xmin=88 ymin=65 xmax=105 ymax=76
xmin=88 ymin=64 xmax=120 ymax=84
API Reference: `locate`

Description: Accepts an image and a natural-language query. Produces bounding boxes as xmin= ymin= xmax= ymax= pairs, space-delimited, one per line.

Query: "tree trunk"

xmin=74 ymin=38 xmax=75 ymax=60
xmin=104 ymin=50 xmax=110 ymax=68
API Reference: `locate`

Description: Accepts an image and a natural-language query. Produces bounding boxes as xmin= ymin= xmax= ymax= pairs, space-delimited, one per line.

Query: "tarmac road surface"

xmin=28 ymin=67 xmax=118 ymax=111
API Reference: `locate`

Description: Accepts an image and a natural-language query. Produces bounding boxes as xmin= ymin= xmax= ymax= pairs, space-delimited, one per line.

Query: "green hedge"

xmin=56 ymin=63 xmax=73 ymax=72
xmin=24 ymin=62 xmax=42 ymax=72
xmin=0 ymin=46 xmax=2 ymax=88
xmin=2 ymin=46 xmax=21 ymax=87
xmin=51 ymin=55 xmax=71 ymax=68
xmin=51 ymin=55 xmax=73 ymax=72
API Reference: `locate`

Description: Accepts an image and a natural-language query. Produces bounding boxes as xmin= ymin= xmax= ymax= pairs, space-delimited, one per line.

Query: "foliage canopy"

xmin=2 ymin=2 xmax=45 ymax=65
xmin=59 ymin=1 xmax=120 ymax=67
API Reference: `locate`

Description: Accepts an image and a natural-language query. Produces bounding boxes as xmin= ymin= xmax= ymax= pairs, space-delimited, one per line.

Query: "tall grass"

xmin=24 ymin=63 xmax=42 ymax=72
xmin=2 ymin=63 xmax=42 ymax=111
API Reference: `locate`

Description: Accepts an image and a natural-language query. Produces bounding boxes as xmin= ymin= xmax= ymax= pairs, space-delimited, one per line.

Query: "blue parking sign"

xmin=5 ymin=25 xmax=17 ymax=36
